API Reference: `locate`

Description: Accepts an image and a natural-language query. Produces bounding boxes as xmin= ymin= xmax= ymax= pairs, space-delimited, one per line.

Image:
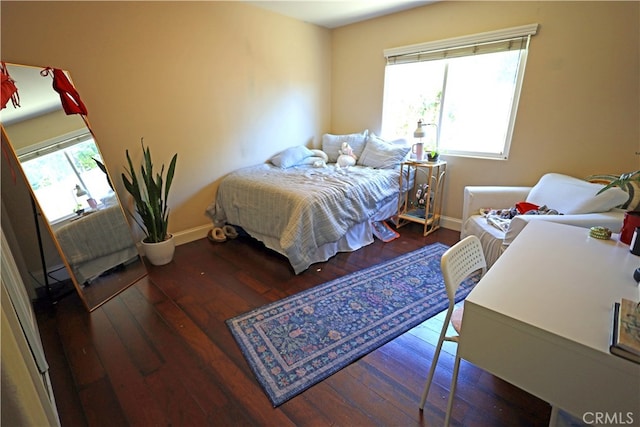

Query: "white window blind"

xmin=18 ymin=130 xmax=93 ymax=162
xmin=384 ymin=24 xmax=538 ymax=64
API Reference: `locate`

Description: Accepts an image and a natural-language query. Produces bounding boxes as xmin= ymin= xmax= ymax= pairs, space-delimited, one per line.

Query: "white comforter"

xmin=206 ymin=163 xmax=401 ymax=273
xmin=54 ymin=205 xmax=139 ymax=284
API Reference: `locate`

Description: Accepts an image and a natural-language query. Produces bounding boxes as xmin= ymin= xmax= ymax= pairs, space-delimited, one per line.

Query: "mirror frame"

xmin=0 ymin=63 xmax=147 ymax=311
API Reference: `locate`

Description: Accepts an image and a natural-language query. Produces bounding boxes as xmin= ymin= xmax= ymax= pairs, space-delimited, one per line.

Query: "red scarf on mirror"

xmin=41 ymin=67 xmax=88 ymax=116
xmin=1 ymin=62 xmax=20 ymax=110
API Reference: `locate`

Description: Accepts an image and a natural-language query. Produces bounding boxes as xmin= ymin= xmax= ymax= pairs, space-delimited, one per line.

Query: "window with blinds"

xmin=381 ymin=24 xmax=538 ymax=160
xmin=18 ymin=133 xmax=112 ymax=223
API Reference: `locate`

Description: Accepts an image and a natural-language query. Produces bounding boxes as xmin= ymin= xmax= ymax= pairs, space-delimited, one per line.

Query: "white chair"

xmin=419 ymin=235 xmax=487 ymax=426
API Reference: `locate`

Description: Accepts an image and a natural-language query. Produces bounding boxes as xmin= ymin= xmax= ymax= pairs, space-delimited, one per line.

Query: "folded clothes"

xmin=479 ymin=202 xmax=561 ymax=219
xmin=480 ymin=201 xmax=561 ymax=233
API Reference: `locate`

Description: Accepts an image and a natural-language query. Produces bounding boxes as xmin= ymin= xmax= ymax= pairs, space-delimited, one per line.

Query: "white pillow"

xmin=526 ymin=173 xmax=629 ymax=214
xmin=269 ymin=145 xmax=313 ymax=169
xmin=358 ymin=134 xmax=410 ymax=169
xmin=322 ymin=130 xmax=368 ymax=163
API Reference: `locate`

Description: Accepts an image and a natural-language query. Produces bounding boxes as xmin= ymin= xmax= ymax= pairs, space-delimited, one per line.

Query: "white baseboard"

xmin=441 ymin=215 xmax=462 ymax=232
xmin=173 ymin=224 xmax=212 ymax=246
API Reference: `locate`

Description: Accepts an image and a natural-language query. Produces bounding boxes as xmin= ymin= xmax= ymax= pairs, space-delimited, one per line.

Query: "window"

xmin=18 ymin=132 xmax=113 ymax=223
xmin=382 ymin=24 xmax=538 ymax=159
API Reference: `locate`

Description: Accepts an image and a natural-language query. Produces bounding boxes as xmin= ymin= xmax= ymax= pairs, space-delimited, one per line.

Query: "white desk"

xmin=458 ymin=221 xmax=640 ymax=422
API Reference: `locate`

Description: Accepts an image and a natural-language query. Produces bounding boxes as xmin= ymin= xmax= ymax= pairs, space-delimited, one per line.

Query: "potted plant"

xmin=596 ymin=170 xmax=640 ymax=244
xmin=122 ymin=138 xmax=178 ymax=265
xmin=427 ymin=149 xmax=439 ymax=162
xmin=596 ymin=170 xmax=640 ymax=195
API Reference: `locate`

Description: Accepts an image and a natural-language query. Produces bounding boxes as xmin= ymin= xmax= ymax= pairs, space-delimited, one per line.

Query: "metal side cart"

xmin=396 ymin=160 xmax=447 ymax=236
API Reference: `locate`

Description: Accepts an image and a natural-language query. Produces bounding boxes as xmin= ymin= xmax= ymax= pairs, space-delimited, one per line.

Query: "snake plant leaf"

xmin=596 ymin=170 xmax=640 ymax=195
xmin=121 ymin=138 xmax=178 ymax=243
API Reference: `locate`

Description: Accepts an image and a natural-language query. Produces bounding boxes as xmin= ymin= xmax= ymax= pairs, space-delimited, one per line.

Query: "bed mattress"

xmin=206 ymin=163 xmax=403 ymax=273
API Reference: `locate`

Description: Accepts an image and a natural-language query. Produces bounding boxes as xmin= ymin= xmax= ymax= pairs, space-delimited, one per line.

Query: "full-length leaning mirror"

xmin=0 ymin=63 xmax=147 ymax=311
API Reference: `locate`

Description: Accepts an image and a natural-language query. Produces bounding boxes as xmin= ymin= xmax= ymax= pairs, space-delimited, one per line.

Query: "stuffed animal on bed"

xmin=336 ymin=142 xmax=357 ymax=168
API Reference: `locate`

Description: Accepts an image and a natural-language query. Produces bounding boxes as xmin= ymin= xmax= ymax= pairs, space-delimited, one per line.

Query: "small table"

xmin=458 ymin=221 xmax=640 ymax=423
xmin=396 ymin=160 xmax=446 ymax=236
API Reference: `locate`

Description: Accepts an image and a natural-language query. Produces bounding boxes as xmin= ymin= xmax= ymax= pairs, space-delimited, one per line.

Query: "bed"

xmin=206 ymin=131 xmax=411 ymax=274
xmin=54 ymin=205 xmax=140 ymax=284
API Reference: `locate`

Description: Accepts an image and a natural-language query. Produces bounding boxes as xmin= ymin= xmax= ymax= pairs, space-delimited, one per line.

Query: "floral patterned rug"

xmin=226 ymin=243 xmax=480 ymax=407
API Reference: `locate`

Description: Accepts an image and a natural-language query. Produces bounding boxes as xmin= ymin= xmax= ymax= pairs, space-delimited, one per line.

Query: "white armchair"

xmin=461 ymin=174 xmax=628 ymax=268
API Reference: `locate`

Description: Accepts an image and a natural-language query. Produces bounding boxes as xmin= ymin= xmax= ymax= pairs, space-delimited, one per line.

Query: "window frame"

xmin=382 ymin=24 xmax=538 ymax=160
xmin=17 ymin=129 xmax=109 ymax=224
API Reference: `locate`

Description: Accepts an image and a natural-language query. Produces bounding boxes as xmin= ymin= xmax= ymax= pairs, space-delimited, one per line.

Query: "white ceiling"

xmin=0 ymin=64 xmax=63 ymax=126
xmin=246 ymin=0 xmax=435 ymax=29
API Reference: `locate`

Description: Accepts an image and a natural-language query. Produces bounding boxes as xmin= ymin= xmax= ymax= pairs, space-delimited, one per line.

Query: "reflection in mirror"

xmin=0 ymin=63 xmax=147 ymax=311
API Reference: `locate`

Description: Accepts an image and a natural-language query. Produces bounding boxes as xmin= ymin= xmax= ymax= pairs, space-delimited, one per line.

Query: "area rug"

xmin=226 ymin=243 xmax=480 ymax=407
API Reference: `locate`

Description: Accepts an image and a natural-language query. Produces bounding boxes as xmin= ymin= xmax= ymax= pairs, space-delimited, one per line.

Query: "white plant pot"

xmin=141 ymin=234 xmax=175 ymax=266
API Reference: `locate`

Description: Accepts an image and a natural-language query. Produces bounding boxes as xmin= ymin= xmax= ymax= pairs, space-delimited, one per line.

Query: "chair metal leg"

xmin=420 ymin=309 xmax=453 ymax=410
xmin=444 ymin=354 xmax=461 ymax=427
xmin=419 ymin=332 xmax=446 ymax=409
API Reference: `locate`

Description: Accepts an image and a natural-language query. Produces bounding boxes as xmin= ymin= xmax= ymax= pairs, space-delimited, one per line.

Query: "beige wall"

xmin=1 ymin=1 xmax=331 ymax=238
xmin=5 ymin=110 xmax=86 ymax=150
xmin=332 ymin=1 xmax=640 ymax=219
xmin=2 ymin=1 xmax=638 ymax=236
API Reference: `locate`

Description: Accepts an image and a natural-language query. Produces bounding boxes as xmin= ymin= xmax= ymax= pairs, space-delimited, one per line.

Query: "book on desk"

xmin=611 ymin=298 xmax=640 ymax=364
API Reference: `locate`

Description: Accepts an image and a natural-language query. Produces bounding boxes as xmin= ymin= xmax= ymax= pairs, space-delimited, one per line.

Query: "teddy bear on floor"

xmin=336 ymin=142 xmax=357 ymax=168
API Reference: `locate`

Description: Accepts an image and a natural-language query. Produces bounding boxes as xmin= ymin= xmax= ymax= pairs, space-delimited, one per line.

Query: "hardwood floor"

xmin=36 ymin=223 xmax=551 ymax=426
